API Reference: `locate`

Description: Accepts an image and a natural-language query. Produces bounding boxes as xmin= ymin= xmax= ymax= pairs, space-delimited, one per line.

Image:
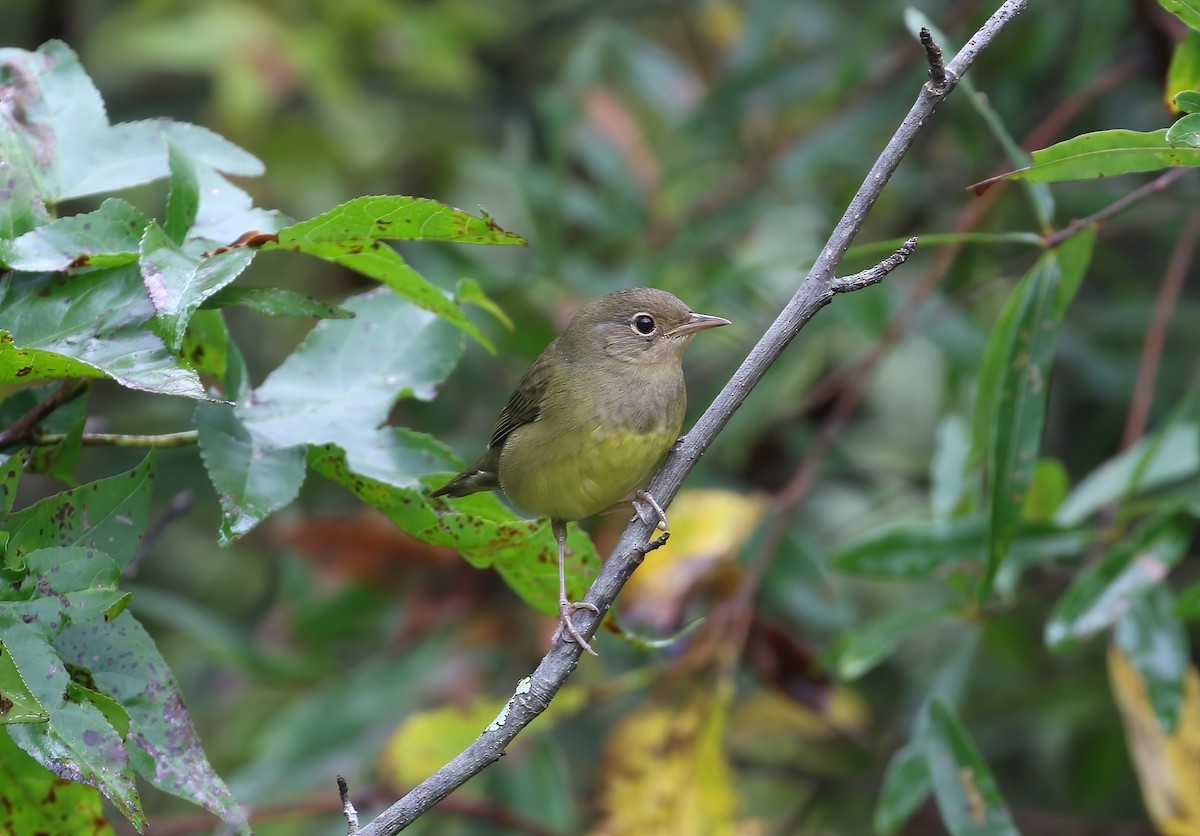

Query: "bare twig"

xmin=352 ymin=3 xmax=1028 ymax=834
xmin=793 ymin=57 xmax=1140 ymax=414
xmin=340 ymin=776 xmax=361 ymax=834
xmin=0 ymin=380 xmax=90 ymax=448
xmin=127 ymin=491 xmax=194 ymax=577
xmin=834 ymin=238 xmax=919 ymax=290
xmin=146 ymin=782 xmax=560 ymax=836
xmin=920 ymin=27 xmax=949 ymax=91
xmin=1122 ymin=207 xmax=1200 ymax=448
xmin=1042 ymin=167 xmax=1192 ymax=249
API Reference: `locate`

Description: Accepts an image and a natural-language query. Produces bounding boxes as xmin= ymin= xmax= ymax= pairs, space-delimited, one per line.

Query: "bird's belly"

xmin=498 ymin=423 xmax=676 ymax=522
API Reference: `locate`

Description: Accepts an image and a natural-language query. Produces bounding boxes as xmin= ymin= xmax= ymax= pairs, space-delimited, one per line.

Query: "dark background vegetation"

xmin=4 ymin=0 xmax=1197 ymax=833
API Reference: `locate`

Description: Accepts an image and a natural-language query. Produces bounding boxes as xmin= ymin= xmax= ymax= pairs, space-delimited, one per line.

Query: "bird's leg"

xmin=633 ymin=489 xmax=670 ymax=534
xmin=550 ymin=519 xmax=600 ymax=656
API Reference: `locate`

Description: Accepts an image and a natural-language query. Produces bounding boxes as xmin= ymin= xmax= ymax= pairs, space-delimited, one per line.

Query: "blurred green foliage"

xmin=3 ymin=0 xmax=1200 ymax=833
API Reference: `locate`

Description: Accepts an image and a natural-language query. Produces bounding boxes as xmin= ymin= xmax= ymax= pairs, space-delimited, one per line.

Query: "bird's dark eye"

xmin=632 ymin=313 xmax=656 ymax=335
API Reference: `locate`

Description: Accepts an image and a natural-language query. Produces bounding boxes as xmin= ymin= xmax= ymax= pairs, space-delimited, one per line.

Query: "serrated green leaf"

xmin=875 ymin=740 xmax=931 ymax=836
xmin=1115 ymin=585 xmax=1189 ymax=733
xmin=0 ymin=636 xmax=49 ymax=723
xmin=21 ymin=547 xmax=122 ymax=592
xmin=0 ymin=41 xmax=261 ymax=203
xmin=5 ymin=454 xmax=154 ymax=571
xmin=1046 ymin=516 xmax=1191 ymax=651
xmin=140 ymin=220 xmax=255 ymax=351
xmin=0 ymin=199 xmax=146 ymax=271
xmin=0 ymin=732 xmax=113 ymax=835
xmin=197 ymin=289 xmax=464 ymax=541
xmin=195 ymin=398 xmax=306 ymax=544
xmin=276 ymin=196 xmax=527 ymax=245
xmin=1057 ymin=423 xmax=1199 ymax=525
xmin=0 ymin=548 xmax=127 ymax=640
xmin=266 ymin=196 xmax=526 ymax=348
xmin=835 ymin=605 xmax=952 ymax=680
xmin=0 ymin=620 xmax=142 ymax=828
xmin=190 ymin=164 xmax=288 ymax=246
xmin=1007 ymin=129 xmax=1200 ymax=183
xmin=1160 ymin=0 xmax=1200 ymax=32
xmin=55 ymin=612 xmax=248 ymax=829
xmin=266 ymin=234 xmax=492 ymax=349
xmin=0 ymin=267 xmax=206 ymax=399
xmin=164 ymin=140 xmax=200 ymax=244
xmin=0 ymin=128 xmax=52 ymax=240
xmin=200 ymin=285 xmax=354 ymax=320
xmin=310 ymin=444 xmax=602 ymax=615
xmin=65 ymin=678 xmax=130 ymax=741
xmin=0 ymin=334 xmax=108 ymax=389
xmin=924 ymin=699 xmax=1018 ymax=836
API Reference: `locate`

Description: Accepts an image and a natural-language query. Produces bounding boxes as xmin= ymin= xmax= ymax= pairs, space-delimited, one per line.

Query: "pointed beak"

xmin=667 ymin=311 xmax=731 ymax=337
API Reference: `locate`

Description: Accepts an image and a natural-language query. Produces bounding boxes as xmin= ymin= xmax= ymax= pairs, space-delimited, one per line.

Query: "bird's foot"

xmin=552 ymin=598 xmax=600 ymax=656
xmin=633 ymin=489 xmax=670 ymax=534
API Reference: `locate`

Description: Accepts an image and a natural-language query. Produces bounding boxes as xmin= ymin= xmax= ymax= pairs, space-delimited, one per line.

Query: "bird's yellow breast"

xmin=497 ymin=415 xmax=679 ymax=522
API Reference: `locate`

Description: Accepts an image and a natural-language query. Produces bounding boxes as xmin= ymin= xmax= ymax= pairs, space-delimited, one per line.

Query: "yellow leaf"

xmin=623 ymin=489 xmax=766 ymax=629
xmin=1108 ymin=644 xmax=1200 ymax=834
xmin=596 ymin=687 xmax=739 ymax=836
xmin=699 ymin=1 xmax=745 ymax=50
xmin=378 ymin=699 xmax=501 ymax=795
xmin=379 ymin=685 xmax=588 ymax=792
xmin=1165 ymin=32 xmax=1200 ymax=115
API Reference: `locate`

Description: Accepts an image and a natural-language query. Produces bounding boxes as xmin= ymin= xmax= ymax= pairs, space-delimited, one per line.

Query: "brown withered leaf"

xmin=745 ymin=617 xmax=830 ymax=711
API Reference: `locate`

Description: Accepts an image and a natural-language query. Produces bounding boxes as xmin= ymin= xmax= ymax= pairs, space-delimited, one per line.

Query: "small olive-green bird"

xmin=431 ymin=287 xmax=729 ymax=655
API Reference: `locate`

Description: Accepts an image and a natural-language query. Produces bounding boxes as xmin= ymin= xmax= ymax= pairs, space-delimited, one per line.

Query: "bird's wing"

xmin=489 ymin=351 xmax=554 ymax=449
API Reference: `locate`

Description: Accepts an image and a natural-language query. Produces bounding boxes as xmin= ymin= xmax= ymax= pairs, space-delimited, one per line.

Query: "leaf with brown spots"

xmin=55 ymin=612 xmax=248 ymax=831
xmin=0 ymin=198 xmax=146 ymax=272
xmin=263 ymin=195 xmax=527 ymax=350
xmin=309 ymin=443 xmax=602 ymax=615
xmin=5 ymin=453 xmax=155 ymax=571
xmin=0 ymin=620 xmax=143 ymax=828
xmin=0 ymin=732 xmax=113 ymax=836
xmin=924 ymin=699 xmax=1018 ymax=835
xmin=0 ymin=331 xmax=109 ymax=389
xmin=0 ymin=450 xmax=27 ymax=514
